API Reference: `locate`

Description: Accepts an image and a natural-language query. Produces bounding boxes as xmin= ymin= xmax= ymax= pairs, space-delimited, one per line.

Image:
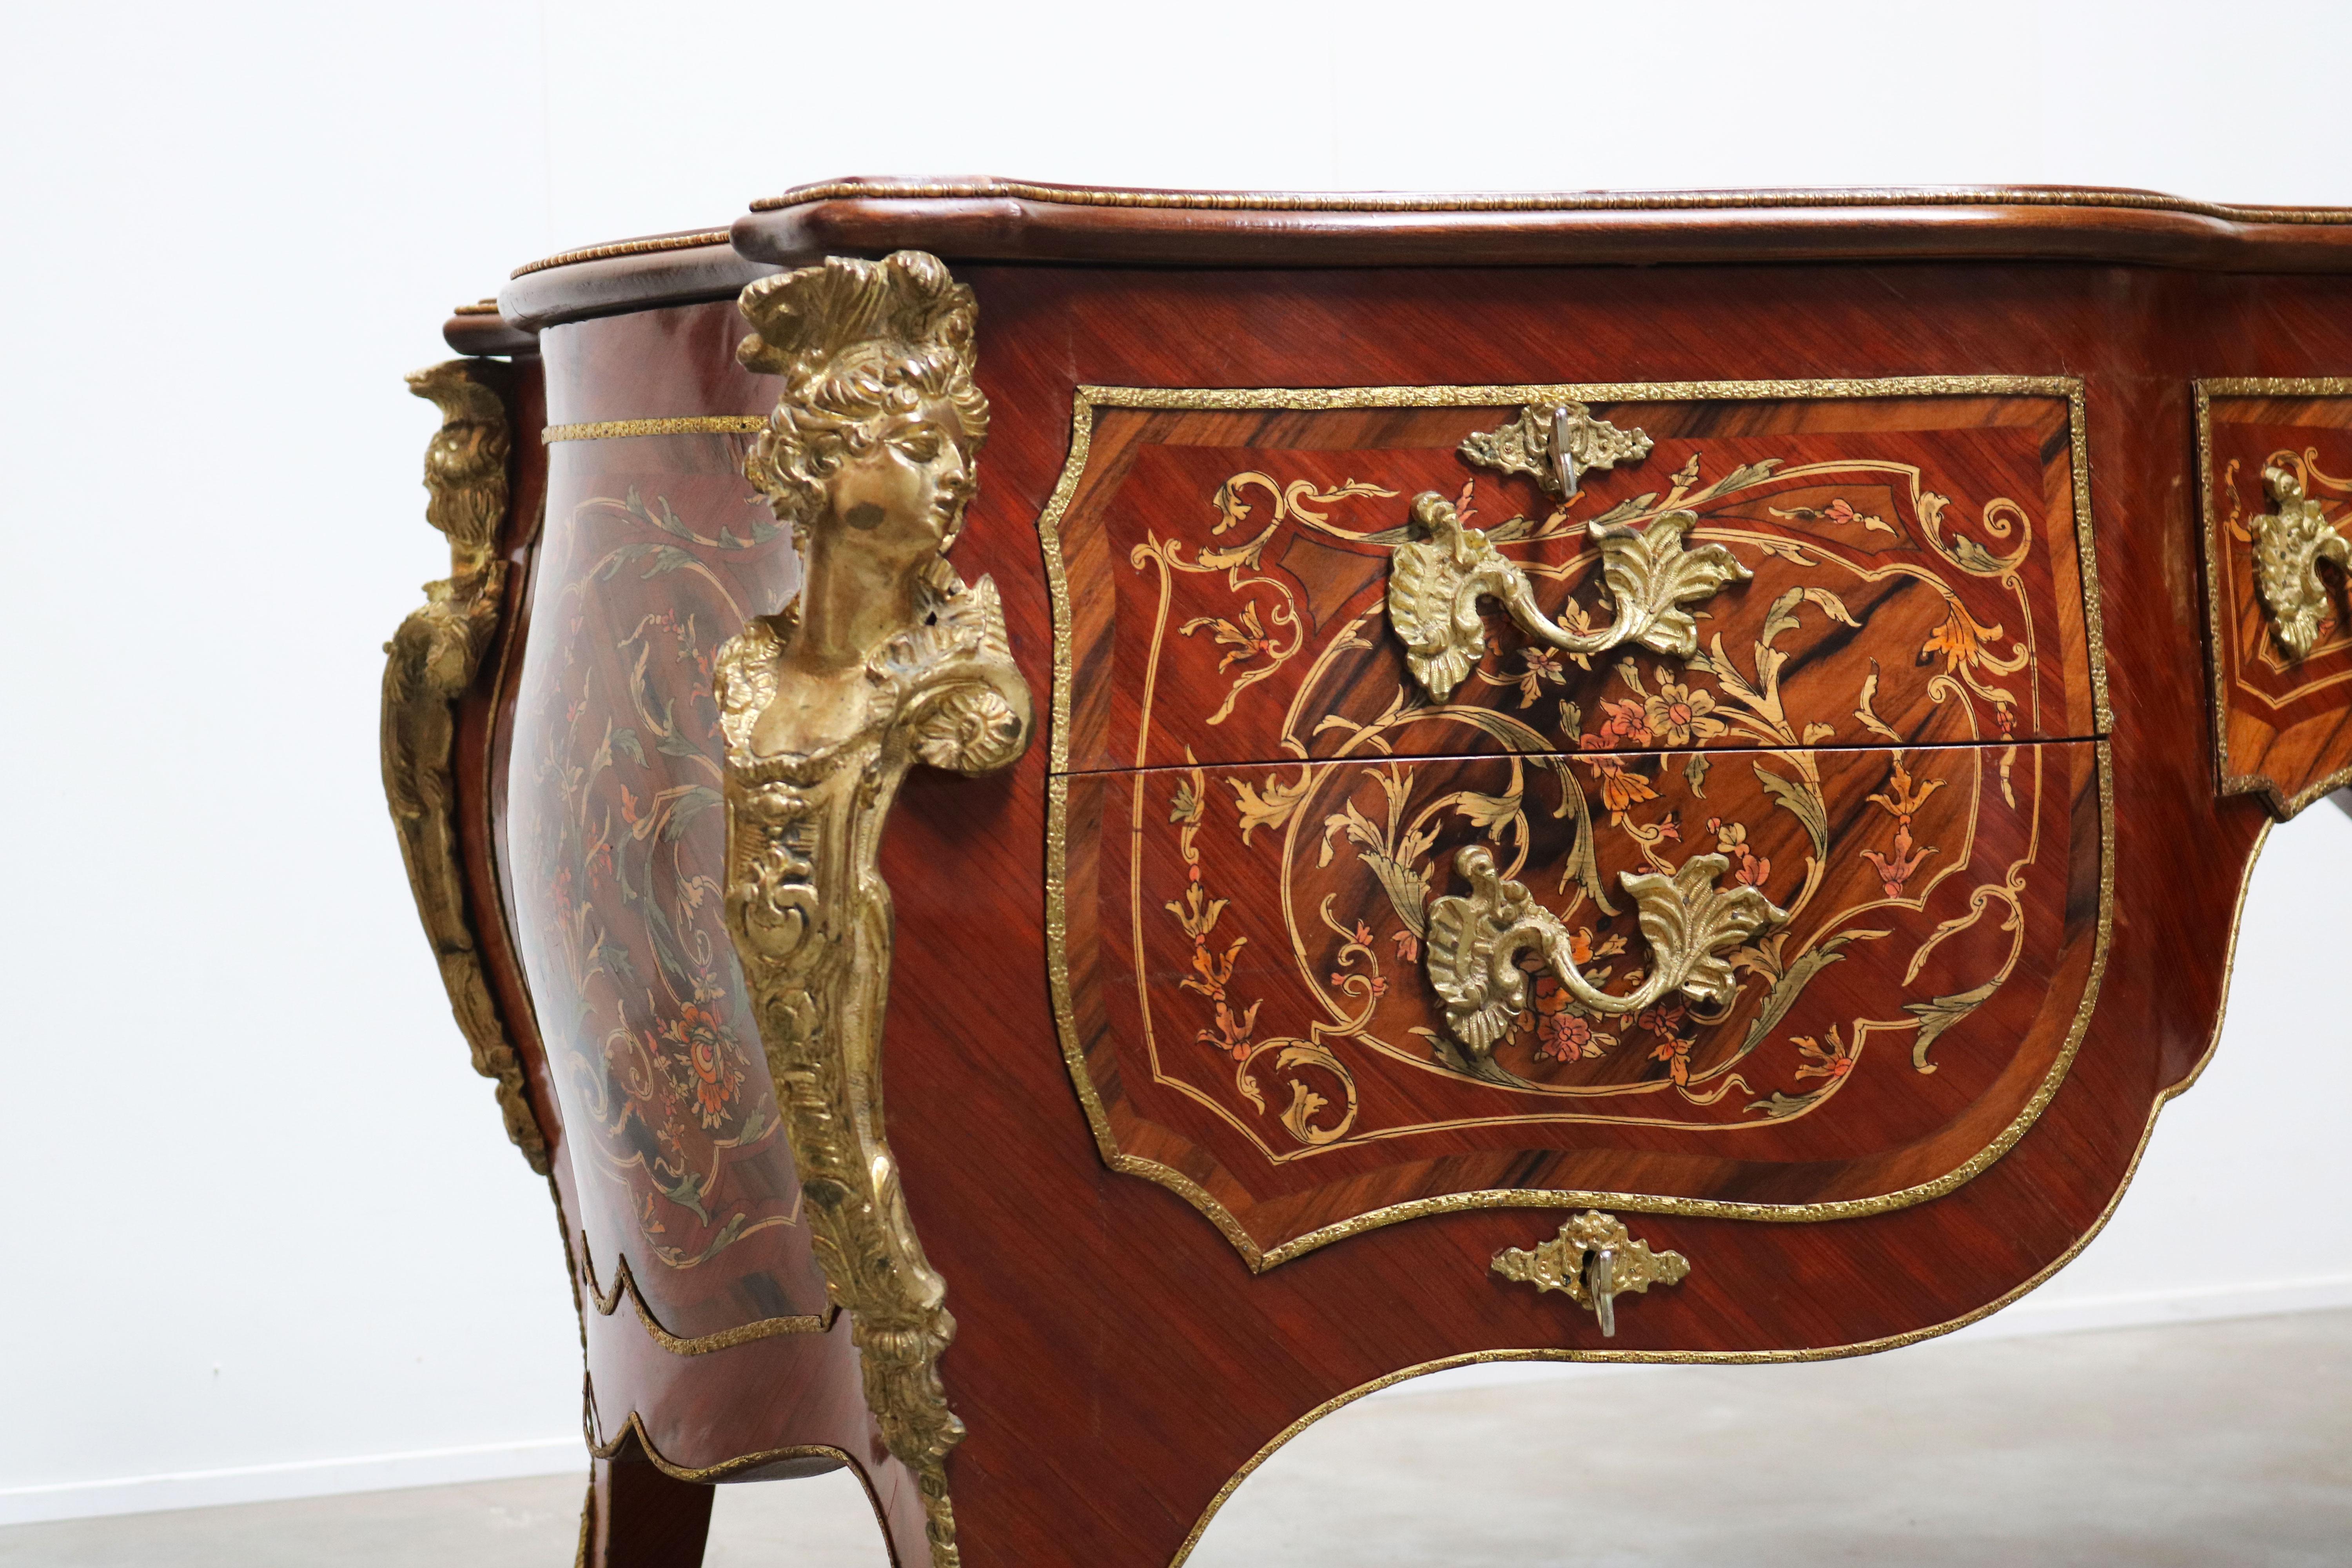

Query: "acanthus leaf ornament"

xmin=1492 ymin=1211 xmax=1690 ymax=1336
xmin=381 ymin=359 xmax=549 ymax=1174
xmin=1424 ymin=844 xmax=1788 ymax=1061
xmin=1386 ymin=490 xmax=1752 ymax=702
xmin=2250 ymin=464 xmax=2352 ymax=660
xmin=717 ymin=250 xmax=1031 ymax=1568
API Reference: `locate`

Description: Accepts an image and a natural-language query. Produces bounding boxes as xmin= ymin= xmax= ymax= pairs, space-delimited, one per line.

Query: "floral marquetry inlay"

xmin=504 ymin=459 xmax=836 ymax=1339
xmin=1044 ymin=381 xmax=2110 ymax=1267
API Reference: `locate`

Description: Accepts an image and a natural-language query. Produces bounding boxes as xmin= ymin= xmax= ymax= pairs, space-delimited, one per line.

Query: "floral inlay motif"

xmin=508 ymin=479 xmax=806 ymax=1277
xmin=1113 ymin=412 xmax=2072 ymax=1161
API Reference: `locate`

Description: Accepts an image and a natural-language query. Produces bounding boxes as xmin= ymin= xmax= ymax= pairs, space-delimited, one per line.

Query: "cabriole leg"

xmin=578 ymin=1454 xmax=715 ymax=1568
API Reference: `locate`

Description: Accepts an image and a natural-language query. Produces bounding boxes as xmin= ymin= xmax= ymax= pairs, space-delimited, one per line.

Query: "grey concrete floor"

xmin=5 ymin=1308 xmax=2346 ymax=1566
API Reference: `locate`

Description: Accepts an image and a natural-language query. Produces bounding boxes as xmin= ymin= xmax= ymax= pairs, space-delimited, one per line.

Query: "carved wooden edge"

xmin=499 ymin=239 xmax=778 ymax=332
xmin=495 ymin=179 xmax=2352 ymax=335
xmin=2194 ymin=377 xmax=2352 ymax=820
xmin=443 ymin=296 xmax=539 ymax=357
xmin=383 ymin=359 xmax=551 ymax=1173
xmin=753 ymin=176 xmax=2352 ymax=224
xmin=716 ymin=251 xmax=1034 ymax=1568
xmin=492 ymin=181 xmax=2352 ymax=335
xmin=734 ymin=176 xmax=2352 ymax=273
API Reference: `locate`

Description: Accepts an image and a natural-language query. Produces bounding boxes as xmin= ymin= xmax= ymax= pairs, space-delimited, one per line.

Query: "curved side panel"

xmin=493 ymin=306 xmax=916 ymax=1556
xmin=504 ymin=346 xmax=834 ymax=1342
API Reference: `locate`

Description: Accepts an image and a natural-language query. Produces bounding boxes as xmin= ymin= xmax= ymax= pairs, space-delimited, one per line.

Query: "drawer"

xmin=1044 ymin=378 xmax=2111 ymax=1267
xmin=1049 ymin=381 xmax=2104 ymax=776
xmin=2198 ymin=378 xmax=2352 ymax=816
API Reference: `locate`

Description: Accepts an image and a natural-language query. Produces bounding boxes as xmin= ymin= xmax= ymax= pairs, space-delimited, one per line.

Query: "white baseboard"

xmin=1374 ymin=1273 xmax=2352 ymax=1398
xmin=0 ymin=1436 xmax=585 ymax=1527
xmin=9 ymin=1279 xmax=2350 ymax=1526
xmin=1950 ymin=1271 xmax=2352 ymax=1343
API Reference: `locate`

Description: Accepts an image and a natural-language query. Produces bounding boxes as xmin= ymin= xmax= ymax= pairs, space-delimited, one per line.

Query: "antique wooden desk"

xmin=387 ymin=180 xmax=2352 ymax=1567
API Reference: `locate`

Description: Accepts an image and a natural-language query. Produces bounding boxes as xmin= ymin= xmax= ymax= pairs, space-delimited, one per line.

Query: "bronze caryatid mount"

xmin=716 ymin=250 xmax=1033 ymax=1568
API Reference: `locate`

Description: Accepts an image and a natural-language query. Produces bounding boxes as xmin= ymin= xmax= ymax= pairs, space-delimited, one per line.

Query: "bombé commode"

xmin=387 ymin=179 xmax=2352 ymax=1568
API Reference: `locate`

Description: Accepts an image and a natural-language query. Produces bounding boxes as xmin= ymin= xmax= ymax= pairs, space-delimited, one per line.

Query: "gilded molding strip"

xmin=2194 ymin=376 xmax=2352 ymax=819
xmin=382 ymin=361 xmax=549 ymax=1173
xmin=581 ymin=1244 xmax=835 ymax=1354
xmin=1170 ymin=819 xmax=2266 ymax=1568
xmin=718 ymin=250 xmax=1033 ymax=1568
xmin=512 ymin=229 xmax=734 ymax=278
xmin=1038 ymin=376 xmax=2114 ymax=1270
xmin=754 ymin=176 xmax=2352 ymax=225
xmin=543 ymin=416 xmax=769 ymax=443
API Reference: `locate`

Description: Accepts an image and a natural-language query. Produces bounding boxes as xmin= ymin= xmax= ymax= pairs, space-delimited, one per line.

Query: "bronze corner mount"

xmin=716 ymin=249 xmax=1033 ymax=1568
xmin=382 ymin=359 xmax=549 ymax=1174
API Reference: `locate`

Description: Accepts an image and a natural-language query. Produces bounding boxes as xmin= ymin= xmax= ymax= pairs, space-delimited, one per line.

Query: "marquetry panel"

xmin=1045 ymin=383 xmax=2103 ymax=777
xmin=1055 ymin=738 xmax=2105 ymax=1265
xmin=1042 ymin=381 xmax=2112 ymax=1267
xmin=2198 ymin=380 xmax=2352 ymax=817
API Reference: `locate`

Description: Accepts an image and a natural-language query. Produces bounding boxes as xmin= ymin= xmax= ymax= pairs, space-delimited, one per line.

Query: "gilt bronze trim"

xmin=581 ymin=1243 xmax=836 ymax=1354
xmin=543 ymin=416 xmax=769 ymax=442
xmin=584 ymin=1407 xmax=856 ymax=1484
xmin=512 ymin=229 xmax=735 ymax=278
xmin=716 ymin=250 xmax=1033 ymax=1568
xmin=1167 ymin=903 xmax=2243 ymax=1568
xmin=383 ymin=360 xmax=549 ymax=1173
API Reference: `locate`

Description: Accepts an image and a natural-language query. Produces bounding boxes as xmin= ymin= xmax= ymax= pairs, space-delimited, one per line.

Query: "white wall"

xmin=0 ymin=1 xmax=580 ymax=1524
xmin=3 ymin=0 xmax=2348 ymax=1524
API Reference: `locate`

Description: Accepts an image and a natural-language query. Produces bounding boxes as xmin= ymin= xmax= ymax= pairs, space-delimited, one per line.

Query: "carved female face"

xmin=820 ymin=398 xmax=975 ymax=572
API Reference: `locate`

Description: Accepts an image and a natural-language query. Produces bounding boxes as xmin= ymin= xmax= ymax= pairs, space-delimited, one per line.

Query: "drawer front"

xmin=1048 ymin=381 xmax=2103 ymax=777
xmin=1044 ymin=379 xmax=2111 ymax=1266
xmin=2198 ymin=379 xmax=2352 ymax=816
